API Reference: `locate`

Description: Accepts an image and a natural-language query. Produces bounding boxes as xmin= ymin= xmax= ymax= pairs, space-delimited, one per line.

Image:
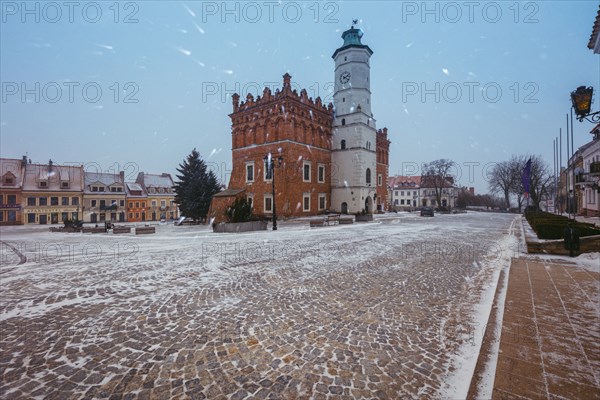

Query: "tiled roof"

xmin=84 ymin=172 xmax=124 ymax=193
xmin=588 ymin=5 xmax=600 ymax=51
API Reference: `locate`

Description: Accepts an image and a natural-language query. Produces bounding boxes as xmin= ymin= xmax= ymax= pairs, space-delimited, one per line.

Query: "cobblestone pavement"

xmin=1 ymin=213 xmax=518 ymax=399
xmin=493 ymin=257 xmax=600 ymax=400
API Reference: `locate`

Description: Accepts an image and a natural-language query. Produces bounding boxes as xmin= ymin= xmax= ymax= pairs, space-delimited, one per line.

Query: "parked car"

xmin=420 ymin=207 xmax=434 ymax=217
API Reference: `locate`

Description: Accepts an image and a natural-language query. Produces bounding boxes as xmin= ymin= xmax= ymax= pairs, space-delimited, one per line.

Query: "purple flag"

xmin=521 ymin=158 xmax=532 ymax=198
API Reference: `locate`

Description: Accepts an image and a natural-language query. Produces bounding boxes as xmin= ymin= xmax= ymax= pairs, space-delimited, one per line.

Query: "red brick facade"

xmin=376 ymin=128 xmax=391 ymax=211
xmin=227 ymin=74 xmax=335 ymax=219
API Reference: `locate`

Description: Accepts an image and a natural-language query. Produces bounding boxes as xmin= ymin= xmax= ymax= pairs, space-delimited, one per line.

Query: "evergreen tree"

xmin=174 ymin=149 xmax=221 ymax=221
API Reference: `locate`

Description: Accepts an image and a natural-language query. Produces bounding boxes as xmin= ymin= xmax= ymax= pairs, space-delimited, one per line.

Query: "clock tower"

xmin=331 ymin=23 xmax=378 ymax=214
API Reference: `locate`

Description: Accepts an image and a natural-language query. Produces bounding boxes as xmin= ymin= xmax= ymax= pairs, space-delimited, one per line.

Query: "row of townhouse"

xmin=387 ymin=175 xmax=459 ymax=209
xmin=0 ymin=157 xmax=179 ymax=225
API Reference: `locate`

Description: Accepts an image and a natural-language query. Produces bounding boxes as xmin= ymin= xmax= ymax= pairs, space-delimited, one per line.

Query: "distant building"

xmin=83 ymin=171 xmax=126 ymax=223
xmin=0 ymin=157 xmax=26 ymax=225
xmin=136 ymin=172 xmax=178 ymax=221
xmin=22 ymin=160 xmax=84 ymax=224
xmin=388 ymin=175 xmax=458 ymax=209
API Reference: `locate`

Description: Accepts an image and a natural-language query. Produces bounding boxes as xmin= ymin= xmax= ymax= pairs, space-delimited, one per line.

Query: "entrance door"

xmin=341 ymin=202 xmax=348 ymax=214
xmin=364 ymin=197 xmax=373 ymax=213
xmin=91 ymin=214 xmax=97 ymax=223
xmin=51 ymin=213 xmax=59 ymax=224
xmin=141 ymin=212 xmax=146 ymax=221
xmin=152 ymin=212 xmax=156 ymax=221
xmin=39 ymin=214 xmax=47 ymax=224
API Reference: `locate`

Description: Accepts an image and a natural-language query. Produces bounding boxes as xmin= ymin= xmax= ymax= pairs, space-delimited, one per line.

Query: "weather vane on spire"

xmin=352 ymin=19 xmax=358 ymax=27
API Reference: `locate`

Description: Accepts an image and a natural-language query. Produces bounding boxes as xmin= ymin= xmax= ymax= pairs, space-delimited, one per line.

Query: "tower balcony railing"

xmin=590 ymin=161 xmax=600 ymax=176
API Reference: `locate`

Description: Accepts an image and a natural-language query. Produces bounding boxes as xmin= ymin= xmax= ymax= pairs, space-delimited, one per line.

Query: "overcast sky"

xmin=1 ymin=1 xmax=599 ymax=192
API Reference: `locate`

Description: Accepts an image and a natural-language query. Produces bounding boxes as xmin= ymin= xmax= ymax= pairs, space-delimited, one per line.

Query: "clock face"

xmin=339 ymin=71 xmax=351 ymax=84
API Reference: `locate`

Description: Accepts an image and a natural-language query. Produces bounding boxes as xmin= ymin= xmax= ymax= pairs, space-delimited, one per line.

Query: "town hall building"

xmin=210 ymin=25 xmax=390 ymax=222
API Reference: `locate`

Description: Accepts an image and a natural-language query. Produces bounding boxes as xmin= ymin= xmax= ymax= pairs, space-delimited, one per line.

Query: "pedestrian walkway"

xmin=493 ymin=257 xmax=600 ymax=399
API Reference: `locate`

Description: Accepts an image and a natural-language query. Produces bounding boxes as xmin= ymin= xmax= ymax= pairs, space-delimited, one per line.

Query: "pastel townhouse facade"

xmin=21 ymin=160 xmax=84 ymax=224
xmin=125 ymin=182 xmax=148 ymax=222
xmin=0 ymin=157 xmax=26 ymax=225
xmin=576 ymin=125 xmax=599 ymax=217
xmin=83 ymin=171 xmax=126 ymax=223
xmin=136 ymin=172 xmax=178 ymax=221
xmin=388 ymin=176 xmax=421 ymax=210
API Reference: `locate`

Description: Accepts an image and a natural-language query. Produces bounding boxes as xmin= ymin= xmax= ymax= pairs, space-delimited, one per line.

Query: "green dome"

xmin=341 ymin=27 xmax=364 ymax=46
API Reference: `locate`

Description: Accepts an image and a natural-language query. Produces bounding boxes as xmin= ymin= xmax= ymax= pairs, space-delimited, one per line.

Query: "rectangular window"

xmin=91 ymin=200 xmax=97 ymax=207
xmin=27 ymin=197 xmax=36 ymax=206
xmin=28 ymin=213 xmax=36 ymax=223
xmin=401 ymin=191 xmax=404 ymax=196
xmin=303 ymin=162 xmax=311 ymax=182
xmin=264 ymin=195 xmax=273 ymax=213
xmin=135 ymin=202 xmax=140 ymax=208
xmin=129 ymin=213 xmax=133 ymax=219
xmin=152 ymin=200 xmax=157 ymax=207
xmin=129 ymin=202 xmax=133 ymax=208
xmin=61 ymin=181 xmax=69 ymax=189
xmin=61 ymin=197 xmax=69 ymax=206
xmin=318 ymin=194 xmax=326 ymax=210
xmin=50 ymin=197 xmax=59 ymax=206
xmin=303 ymin=193 xmax=310 ymax=212
xmin=247 ymin=195 xmax=253 ymax=209
xmin=246 ymin=162 xmax=254 ymax=183
xmin=378 ymin=174 xmax=382 ymax=186
xmin=72 ymin=197 xmax=79 ymax=205
xmin=120 ymin=200 xmax=125 ymax=207
xmin=135 ymin=212 xmax=139 ymax=219
xmin=318 ymin=164 xmax=325 ymax=183
xmin=72 ymin=212 xmax=78 ymax=220
xmin=39 ymin=197 xmax=47 ymax=206
xmin=394 ymin=191 xmax=398 ymax=196
xmin=61 ymin=212 xmax=68 ymax=222
xmin=7 ymin=195 xmax=16 ymax=204
xmin=161 ymin=200 xmax=166 ymax=207
xmin=99 ymin=213 xmax=106 ymax=221
xmin=264 ymin=163 xmax=272 ymax=181
xmin=100 ymin=200 xmax=106 ymax=208
xmin=401 ymin=199 xmax=405 ymax=205
xmin=39 ymin=181 xmax=47 ymax=188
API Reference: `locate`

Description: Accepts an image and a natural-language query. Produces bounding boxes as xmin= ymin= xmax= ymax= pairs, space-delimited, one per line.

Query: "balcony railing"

xmin=590 ymin=161 xmax=600 ymax=176
xmin=100 ymin=204 xmax=118 ymax=211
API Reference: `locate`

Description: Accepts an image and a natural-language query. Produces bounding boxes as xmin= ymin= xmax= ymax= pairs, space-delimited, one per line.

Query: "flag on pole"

xmin=522 ymin=158 xmax=532 ymax=198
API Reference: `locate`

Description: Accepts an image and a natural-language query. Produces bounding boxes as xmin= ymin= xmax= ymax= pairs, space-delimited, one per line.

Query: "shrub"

xmin=525 ymin=211 xmax=600 ymax=240
xmin=225 ymin=196 xmax=255 ymax=223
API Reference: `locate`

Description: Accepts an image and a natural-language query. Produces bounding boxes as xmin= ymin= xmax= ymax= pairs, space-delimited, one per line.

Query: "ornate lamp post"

xmin=263 ymin=153 xmax=283 ymax=231
xmin=571 ymin=86 xmax=600 ymax=123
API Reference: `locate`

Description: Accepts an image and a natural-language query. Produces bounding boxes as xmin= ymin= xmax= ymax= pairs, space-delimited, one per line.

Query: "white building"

xmin=330 ymin=25 xmax=379 ymax=214
xmin=388 ymin=175 xmax=459 ymax=210
xmin=579 ymin=125 xmax=599 ymax=217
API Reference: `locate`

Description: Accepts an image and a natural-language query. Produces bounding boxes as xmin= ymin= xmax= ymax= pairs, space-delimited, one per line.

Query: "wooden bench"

xmin=135 ymin=227 xmax=156 ymax=235
xmin=113 ymin=227 xmax=131 ymax=234
xmin=309 ymin=219 xmax=324 ymax=228
xmin=324 ymin=214 xmax=341 ymax=225
xmin=82 ymin=227 xmax=106 ymax=234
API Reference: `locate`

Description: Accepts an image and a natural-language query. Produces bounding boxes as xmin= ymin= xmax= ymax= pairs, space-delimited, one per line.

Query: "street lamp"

xmin=263 ymin=153 xmax=283 ymax=230
xmin=571 ymin=86 xmax=600 ymax=123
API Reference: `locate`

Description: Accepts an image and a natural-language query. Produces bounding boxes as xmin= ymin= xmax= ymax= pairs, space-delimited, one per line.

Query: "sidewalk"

xmin=492 ymin=257 xmax=600 ymax=399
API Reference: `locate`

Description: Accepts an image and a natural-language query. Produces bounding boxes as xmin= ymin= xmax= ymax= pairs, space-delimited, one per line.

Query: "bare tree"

xmin=488 ymin=161 xmax=513 ymax=210
xmin=509 ymin=154 xmax=552 ymax=211
xmin=421 ymin=159 xmax=456 ymax=208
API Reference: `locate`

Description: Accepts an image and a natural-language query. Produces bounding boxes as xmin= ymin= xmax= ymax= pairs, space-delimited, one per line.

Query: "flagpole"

xmin=566 ymin=114 xmax=570 ymax=219
xmin=570 ymin=108 xmax=575 ymax=219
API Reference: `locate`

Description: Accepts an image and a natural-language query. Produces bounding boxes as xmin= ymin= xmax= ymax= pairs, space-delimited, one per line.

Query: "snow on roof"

xmin=22 ymin=163 xmax=83 ymax=192
xmin=125 ymin=182 xmax=147 ymax=197
xmin=84 ymin=172 xmax=123 ymax=187
xmin=388 ymin=175 xmax=421 ymax=188
xmin=138 ymin=173 xmax=174 ymax=188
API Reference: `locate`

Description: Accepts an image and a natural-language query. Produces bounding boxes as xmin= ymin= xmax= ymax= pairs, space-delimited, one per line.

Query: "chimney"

xmin=21 ymin=155 xmax=27 ymax=168
xmin=48 ymin=159 xmax=53 ymax=172
xmin=119 ymin=171 xmax=125 ymax=183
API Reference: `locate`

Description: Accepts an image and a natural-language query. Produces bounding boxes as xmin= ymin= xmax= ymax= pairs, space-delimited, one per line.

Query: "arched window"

xmin=341 ymin=140 xmax=346 ymax=150
xmin=366 ymin=168 xmax=371 ymax=184
xmin=341 ymin=118 xmax=345 ymax=126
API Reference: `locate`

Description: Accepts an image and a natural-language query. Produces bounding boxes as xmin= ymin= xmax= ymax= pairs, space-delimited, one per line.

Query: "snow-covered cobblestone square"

xmin=1 ymin=212 xmax=519 ymax=399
